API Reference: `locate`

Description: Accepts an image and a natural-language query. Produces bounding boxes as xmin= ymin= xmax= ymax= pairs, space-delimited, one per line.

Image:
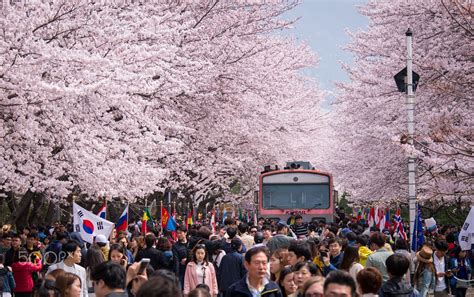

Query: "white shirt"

xmin=47 ymin=261 xmax=89 ymax=297
xmin=195 ymin=262 xmax=205 ymax=284
xmin=433 ymin=255 xmax=447 ymax=292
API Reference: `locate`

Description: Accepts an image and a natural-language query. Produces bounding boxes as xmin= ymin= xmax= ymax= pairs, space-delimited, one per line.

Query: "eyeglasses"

xmin=195 ymin=244 xmax=206 ymax=249
xmin=250 ymin=230 xmax=257 ymax=233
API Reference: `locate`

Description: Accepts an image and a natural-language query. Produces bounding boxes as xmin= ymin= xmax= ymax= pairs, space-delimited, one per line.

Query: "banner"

xmin=411 ymin=204 xmax=425 ymax=252
xmin=459 ymin=206 xmax=474 ymax=251
xmin=73 ymin=203 xmax=114 ymax=244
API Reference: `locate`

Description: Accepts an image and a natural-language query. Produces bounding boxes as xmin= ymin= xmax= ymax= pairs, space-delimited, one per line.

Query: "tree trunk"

xmin=44 ymin=200 xmax=57 ymax=226
xmin=29 ymin=192 xmax=46 ymax=226
xmin=8 ymin=190 xmax=34 ymax=228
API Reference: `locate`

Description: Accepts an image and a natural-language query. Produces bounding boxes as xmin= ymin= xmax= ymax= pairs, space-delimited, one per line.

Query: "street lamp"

xmin=394 ymin=28 xmax=420 ymax=248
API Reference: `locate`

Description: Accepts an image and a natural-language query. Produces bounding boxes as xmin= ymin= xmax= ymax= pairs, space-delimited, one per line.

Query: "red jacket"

xmin=12 ymin=261 xmax=42 ymax=292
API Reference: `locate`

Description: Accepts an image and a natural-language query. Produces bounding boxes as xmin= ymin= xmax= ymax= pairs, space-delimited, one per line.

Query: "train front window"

xmin=262 ymin=184 xmax=330 ymax=210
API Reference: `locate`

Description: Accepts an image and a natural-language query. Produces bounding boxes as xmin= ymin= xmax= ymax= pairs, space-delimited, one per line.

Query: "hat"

xmin=416 ymin=246 xmax=433 ymax=263
xmin=95 ymin=234 xmax=107 ymax=244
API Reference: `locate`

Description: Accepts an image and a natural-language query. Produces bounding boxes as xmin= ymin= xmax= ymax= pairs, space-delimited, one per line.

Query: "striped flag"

xmin=394 ymin=208 xmax=407 ymax=240
xmin=368 ymin=207 xmax=375 ymax=227
xmin=115 ymin=204 xmax=128 ymax=232
xmin=210 ymin=210 xmax=216 ymax=234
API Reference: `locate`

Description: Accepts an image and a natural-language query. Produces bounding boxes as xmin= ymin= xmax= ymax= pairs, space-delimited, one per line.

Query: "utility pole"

xmin=406 ymin=28 xmax=416 ymax=242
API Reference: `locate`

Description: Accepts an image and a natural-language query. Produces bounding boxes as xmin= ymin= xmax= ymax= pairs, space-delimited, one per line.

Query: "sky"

xmin=285 ymin=0 xmax=368 ymax=109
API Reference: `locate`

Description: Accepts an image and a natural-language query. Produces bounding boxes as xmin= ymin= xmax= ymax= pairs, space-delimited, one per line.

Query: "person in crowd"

xmin=366 ymin=232 xmax=393 ymax=283
xmin=188 ymin=287 xmax=210 ymax=297
xmin=449 ymin=246 xmax=471 ymax=297
xmin=47 ymin=240 xmax=88 ymax=297
xmin=355 ymin=235 xmax=372 ymax=267
xmin=323 ymin=238 xmax=345 ymax=275
xmin=135 ymin=272 xmax=183 ymax=297
xmin=108 ymin=244 xmax=128 ymax=270
xmin=339 ymin=245 xmax=364 ymax=283
xmin=414 ymin=245 xmax=436 ymax=297
xmin=4 ymin=233 xmax=21 ymax=267
xmin=218 ymin=238 xmax=246 ymax=296
xmin=278 ymin=266 xmax=297 ymax=297
xmin=238 ymin=223 xmax=254 ymax=250
xmin=129 ymin=235 xmax=142 ymax=261
xmin=261 ymin=225 xmax=273 ymax=246
xmin=294 ymin=261 xmax=320 ymax=297
xmin=225 ymin=246 xmax=282 ymax=297
xmin=12 ymin=247 xmax=42 ymax=297
xmin=90 ymin=262 xmax=127 ymax=297
xmin=55 ymin=272 xmax=82 ymax=297
xmin=209 ymin=235 xmax=226 ymax=271
xmin=302 ymin=276 xmax=325 ymax=297
xmin=116 ymin=234 xmax=133 ymax=264
xmin=379 ymin=254 xmax=419 ymax=297
xmin=44 ymin=231 xmax=68 ymax=265
xmin=270 ymin=248 xmax=289 ymax=282
xmin=0 ymin=233 xmax=12 ymax=256
xmin=267 ymin=223 xmax=293 ymax=254
xmin=287 ymin=240 xmax=312 ymax=266
xmin=356 ymin=267 xmax=383 ymax=297
xmin=0 ymin=253 xmax=16 ymax=297
xmin=94 ymin=235 xmax=109 ymax=262
xmin=135 ymin=233 xmax=163 ymax=270
xmin=290 ymin=215 xmax=308 ymax=239
xmin=156 ymin=237 xmax=176 ymax=272
xmin=222 ymin=227 xmax=238 ymax=254
xmin=393 ymin=238 xmax=413 ymax=284
xmin=173 ymin=225 xmax=190 ymax=288
xmin=85 ymin=246 xmax=105 ymax=297
xmin=433 ymin=240 xmax=452 ymax=297
xmin=254 ymin=232 xmax=265 ymax=247
xmin=184 ymin=244 xmax=218 ymax=297
xmin=323 ymin=270 xmax=357 ymax=297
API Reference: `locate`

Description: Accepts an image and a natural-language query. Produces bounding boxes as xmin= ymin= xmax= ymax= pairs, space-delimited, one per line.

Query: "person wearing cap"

xmin=414 ymin=245 xmax=436 ymax=297
xmin=95 ymin=234 xmax=110 ymax=261
xmin=266 ymin=223 xmax=293 ymax=255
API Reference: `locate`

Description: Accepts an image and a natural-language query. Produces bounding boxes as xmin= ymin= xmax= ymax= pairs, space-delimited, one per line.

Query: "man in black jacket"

xmin=379 ymin=254 xmax=419 ymax=297
xmin=135 ymin=233 xmax=163 ymax=270
xmin=172 ymin=225 xmax=189 ymax=288
xmin=225 ymin=246 xmax=282 ymax=297
xmin=218 ymin=238 xmax=247 ymax=295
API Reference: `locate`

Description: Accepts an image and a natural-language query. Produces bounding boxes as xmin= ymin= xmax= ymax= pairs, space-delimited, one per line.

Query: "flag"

xmin=187 ymin=211 xmax=194 ymax=228
xmin=161 ymin=207 xmax=177 ymax=232
xmin=377 ymin=208 xmax=386 ymax=230
xmin=253 ymin=212 xmax=258 ymax=226
xmin=238 ymin=208 xmax=244 ymax=221
xmin=96 ymin=202 xmax=107 ymax=219
xmin=210 ymin=210 xmax=216 ymax=234
xmin=384 ymin=209 xmax=391 ymax=229
xmin=357 ymin=208 xmax=362 ymax=221
xmin=115 ymin=204 xmax=128 ymax=232
xmin=394 ymin=208 xmax=407 ymax=240
xmin=73 ymin=202 xmax=114 ymax=244
xmin=222 ymin=208 xmax=227 ymax=225
xmin=368 ymin=207 xmax=375 ymax=227
xmin=411 ymin=204 xmax=425 ymax=251
xmin=459 ymin=206 xmax=474 ymax=251
xmin=141 ymin=208 xmax=152 ymax=234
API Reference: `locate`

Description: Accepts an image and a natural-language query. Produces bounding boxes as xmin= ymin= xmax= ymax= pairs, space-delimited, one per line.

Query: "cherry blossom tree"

xmin=0 ymin=0 xmax=324 ymax=221
xmin=329 ymin=0 xmax=472 ymax=206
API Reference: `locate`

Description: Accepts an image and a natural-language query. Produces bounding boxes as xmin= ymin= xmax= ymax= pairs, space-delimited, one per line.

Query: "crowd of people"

xmin=0 ymin=214 xmax=471 ymax=297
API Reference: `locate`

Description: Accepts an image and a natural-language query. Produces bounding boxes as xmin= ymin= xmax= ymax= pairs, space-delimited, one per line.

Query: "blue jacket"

xmin=0 ymin=267 xmax=15 ymax=293
xmin=225 ymin=277 xmax=282 ymax=297
xmin=218 ymin=252 xmax=247 ymax=291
